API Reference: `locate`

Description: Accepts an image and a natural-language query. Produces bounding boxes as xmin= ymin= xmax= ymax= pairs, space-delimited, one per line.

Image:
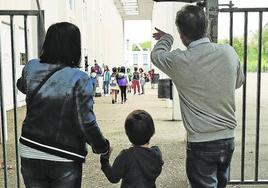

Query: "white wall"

xmin=0 ymin=0 xmax=124 ymax=111
xmin=151 ymin=2 xmax=187 ymax=120
xmin=86 ymin=0 xmax=124 ymax=70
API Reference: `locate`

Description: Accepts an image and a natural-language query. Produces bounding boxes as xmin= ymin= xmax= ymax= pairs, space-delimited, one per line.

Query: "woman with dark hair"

xmin=17 ymin=22 xmax=110 ymax=188
xmin=103 ymin=65 xmax=111 ymax=96
xmin=117 ymin=66 xmax=128 ymax=104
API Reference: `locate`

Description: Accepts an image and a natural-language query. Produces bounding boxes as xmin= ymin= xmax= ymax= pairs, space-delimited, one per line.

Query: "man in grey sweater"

xmin=151 ymin=5 xmax=244 ymax=188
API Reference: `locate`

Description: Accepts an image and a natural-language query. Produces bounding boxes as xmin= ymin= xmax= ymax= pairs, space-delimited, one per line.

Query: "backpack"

xmin=133 ymin=72 xmax=139 ymax=80
xmin=118 ymin=77 xmax=127 ymax=86
xmin=110 ymin=76 xmax=117 ymax=87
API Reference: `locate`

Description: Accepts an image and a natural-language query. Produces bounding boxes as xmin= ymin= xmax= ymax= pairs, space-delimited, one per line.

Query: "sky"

xmin=124 ymin=0 xmax=268 ymax=43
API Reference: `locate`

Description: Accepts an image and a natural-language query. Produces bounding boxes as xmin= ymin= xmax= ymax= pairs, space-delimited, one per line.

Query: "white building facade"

xmin=0 ymin=0 xmax=124 ymax=111
xmin=151 ymin=2 xmax=187 ymax=120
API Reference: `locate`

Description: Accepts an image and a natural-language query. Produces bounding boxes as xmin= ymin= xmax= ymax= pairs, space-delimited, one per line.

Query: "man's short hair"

xmin=125 ymin=110 xmax=155 ymax=146
xmin=175 ymin=5 xmax=208 ymax=41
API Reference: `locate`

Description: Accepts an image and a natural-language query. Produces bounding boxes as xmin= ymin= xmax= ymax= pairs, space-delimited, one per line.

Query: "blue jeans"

xmin=21 ymin=158 xmax=82 ymax=188
xmin=103 ymin=81 xmax=109 ymax=94
xmin=186 ymin=138 xmax=234 ymax=188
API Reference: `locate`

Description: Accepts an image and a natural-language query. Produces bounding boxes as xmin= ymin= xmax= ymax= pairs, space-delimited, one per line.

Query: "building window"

xmin=69 ymin=0 xmax=75 ymax=10
xmin=143 ymin=54 xmax=149 ymax=71
xmin=133 ymin=54 xmax=138 ymax=67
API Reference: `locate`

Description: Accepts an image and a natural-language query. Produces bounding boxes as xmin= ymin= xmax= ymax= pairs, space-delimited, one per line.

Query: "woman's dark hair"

xmin=112 ymin=67 xmax=117 ymax=73
xmin=175 ymin=5 xmax=208 ymax=41
xmin=40 ymin=22 xmax=81 ymax=67
xmin=139 ymin=68 xmax=143 ymax=73
xmin=120 ymin=66 xmax=126 ymax=73
xmin=90 ymin=66 xmax=95 ymax=73
xmin=125 ymin=110 xmax=155 ymax=146
xmin=134 ymin=67 xmax=138 ymax=72
xmin=105 ymin=65 xmax=109 ymax=71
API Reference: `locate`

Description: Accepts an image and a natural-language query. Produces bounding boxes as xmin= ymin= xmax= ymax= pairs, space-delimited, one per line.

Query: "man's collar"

xmin=188 ymin=37 xmax=210 ymax=49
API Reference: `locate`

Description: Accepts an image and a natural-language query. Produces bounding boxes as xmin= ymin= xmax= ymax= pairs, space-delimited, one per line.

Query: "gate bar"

xmin=10 ymin=15 xmax=20 ymax=188
xmin=24 ymin=15 xmax=29 ymax=63
xmin=220 ymin=8 xmax=268 ymax=12
xmin=241 ymin=11 xmax=248 ymax=182
xmin=229 ymin=11 xmax=233 ymax=46
xmin=0 ymin=24 xmax=8 ymax=188
xmin=229 ymin=180 xmax=268 ymax=185
xmin=255 ymin=11 xmax=263 ymax=182
xmin=0 ymin=10 xmax=40 ymax=16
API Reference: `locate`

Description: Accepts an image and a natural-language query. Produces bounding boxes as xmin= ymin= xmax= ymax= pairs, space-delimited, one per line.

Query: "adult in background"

xmin=117 ymin=66 xmax=128 ymax=104
xmin=103 ymin=65 xmax=111 ymax=96
xmin=17 ymin=22 xmax=110 ymax=188
xmin=132 ymin=67 xmax=140 ymax=95
xmin=94 ymin=59 xmax=102 ymax=75
xmin=151 ymin=5 xmax=244 ymax=188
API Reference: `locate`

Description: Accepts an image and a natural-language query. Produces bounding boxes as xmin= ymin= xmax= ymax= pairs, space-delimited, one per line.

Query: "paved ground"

xmin=0 ymin=73 xmax=268 ymax=188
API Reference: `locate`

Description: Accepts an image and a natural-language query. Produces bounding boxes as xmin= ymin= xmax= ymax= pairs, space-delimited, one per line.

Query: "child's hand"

xmin=101 ymin=147 xmax=113 ymax=160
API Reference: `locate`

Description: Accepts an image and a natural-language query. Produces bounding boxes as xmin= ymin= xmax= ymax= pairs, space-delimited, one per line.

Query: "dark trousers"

xmin=21 ymin=157 xmax=82 ymax=188
xmin=103 ymin=81 xmax=109 ymax=94
xmin=186 ymin=138 xmax=234 ymax=188
xmin=119 ymin=86 xmax=127 ymax=102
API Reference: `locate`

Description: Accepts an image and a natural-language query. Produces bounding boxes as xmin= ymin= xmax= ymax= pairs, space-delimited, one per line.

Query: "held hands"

xmin=101 ymin=147 xmax=113 ymax=160
xmin=152 ymin=27 xmax=166 ymax=40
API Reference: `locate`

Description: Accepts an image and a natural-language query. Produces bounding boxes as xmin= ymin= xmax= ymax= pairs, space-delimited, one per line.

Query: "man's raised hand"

xmin=152 ymin=27 xmax=166 ymax=40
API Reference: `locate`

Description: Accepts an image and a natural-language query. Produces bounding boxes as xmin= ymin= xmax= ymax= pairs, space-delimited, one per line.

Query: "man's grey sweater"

xmin=151 ymin=34 xmax=245 ymax=142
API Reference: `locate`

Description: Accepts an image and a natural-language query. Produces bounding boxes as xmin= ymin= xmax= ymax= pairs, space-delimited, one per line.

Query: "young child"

xmin=110 ymin=67 xmax=119 ymax=104
xmin=100 ymin=110 xmax=164 ymax=188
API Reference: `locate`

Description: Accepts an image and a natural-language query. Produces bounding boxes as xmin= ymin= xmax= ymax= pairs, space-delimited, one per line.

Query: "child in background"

xmin=90 ymin=66 xmax=97 ymax=97
xmin=139 ymin=68 xmax=146 ymax=95
xmin=132 ymin=67 xmax=140 ymax=95
xmin=117 ymin=66 xmax=128 ymax=104
xmin=110 ymin=67 xmax=119 ymax=104
xmin=127 ymin=68 xmax=133 ymax=93
xmin=100 ymin=110 xmax=164 ymax=188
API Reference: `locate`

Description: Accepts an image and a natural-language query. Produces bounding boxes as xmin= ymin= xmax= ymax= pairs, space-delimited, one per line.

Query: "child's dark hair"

xmin=112 ymin=67 xmax=117 ymax=73
xmin=125 ymin=110 xmax=155 ymax=146
xmin=120 ymin=66 xmax=126 ymax=73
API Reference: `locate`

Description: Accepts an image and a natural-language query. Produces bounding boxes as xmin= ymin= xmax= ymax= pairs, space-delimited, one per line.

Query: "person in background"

xmin=117 ymin=66 xmax=128 ymax=104
xmin=100 ymin=110 xmax=163 ymax=188
xmin=94 ymin=60 xmax=102 ymax=75
xmin=127 ymin=68 xmax=133 ymax=93
xmin=139 ymin=68 xmax=146 ymax=95
xmin=90 ymin=66 xmax=97 ymax=97
xmin=103 ymin=65 xmax=111 ymax=96
xmin=151 ymin=5 xmax=244 ymax=188
xmin=117 ymin=67 xmax=121 ymax=74
xmin=17 ymin=22 xmax=110 ymax=188
xmin=149 ymin=69 xmax=155 ymax=89
xmin=110 ymin=67 xmax=119 ymax=104
xmin=132 ymin=67 xmax=140 ymax=95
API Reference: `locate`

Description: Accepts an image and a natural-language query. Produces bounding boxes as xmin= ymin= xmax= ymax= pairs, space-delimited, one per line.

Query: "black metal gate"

xmin=218 ymin=5 xmax=268 ymax=185
xmin=0 ymin=10 xmax=44 ymax=188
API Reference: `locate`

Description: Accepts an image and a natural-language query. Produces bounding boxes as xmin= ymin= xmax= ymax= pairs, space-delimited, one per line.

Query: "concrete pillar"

xmin=206 ymin=0 xmax=219 ymax=43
